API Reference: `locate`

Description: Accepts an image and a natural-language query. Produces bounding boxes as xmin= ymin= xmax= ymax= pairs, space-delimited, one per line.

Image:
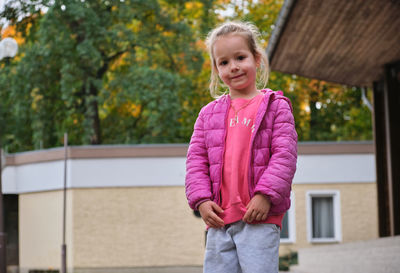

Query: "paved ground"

xmin=16 ymin=265 xmax=295 ymax=273
xmin=291 ymin=236 xmax=400 ymax=273
xmin=69 ymin=266 xmax=294 ymax=273
xmin=73 ymin=267 xmax=203 ymax=273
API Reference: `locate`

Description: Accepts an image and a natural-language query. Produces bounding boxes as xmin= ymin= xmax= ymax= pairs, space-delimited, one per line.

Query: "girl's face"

xmin=213 ymin=34 xmax=259 ymax=99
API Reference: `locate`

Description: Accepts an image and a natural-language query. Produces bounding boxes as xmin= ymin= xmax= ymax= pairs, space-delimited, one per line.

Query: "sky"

xmin=0 ymin=0 xmax=239 ymax=35
xmin=0 ymin=0 xmax=8 ymax=31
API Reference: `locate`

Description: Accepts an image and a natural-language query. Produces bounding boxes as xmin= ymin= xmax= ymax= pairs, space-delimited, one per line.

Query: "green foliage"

xmin=279 ymin=251 xmax=298 ymax=271
xmin=0 ymin=0 xmax=373 ymax=153
xmin=102 ymin=66 xmax=186 ymax=143
xmin=296 ymin=78 xmax=373 ymax=141
xmin=216 ymin=0 xmax=373 ymax=142
xmin=0 ymin=0 xmax=211 ymax=152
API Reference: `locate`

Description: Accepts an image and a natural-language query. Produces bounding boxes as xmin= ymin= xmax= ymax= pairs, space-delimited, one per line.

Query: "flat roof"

xmin=4 ymin=142 xmax=374 ymax=166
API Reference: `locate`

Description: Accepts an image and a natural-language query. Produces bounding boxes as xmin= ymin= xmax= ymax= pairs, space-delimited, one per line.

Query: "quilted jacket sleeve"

xmin=185 ymin=109 xmax=212 ymax=210
xmin=254 ymin=98 xmax=297 ymax=208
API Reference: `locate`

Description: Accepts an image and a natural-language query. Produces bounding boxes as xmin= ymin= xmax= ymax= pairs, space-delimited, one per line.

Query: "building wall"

xmin=18 ymin=183 xmax=378 ymax=270
xmin=3 ymin=143 xmax=377 ymax=271
xmin=279 ymin=182 xmax=379 ymax=255
xmin=18 ymin=187 xmax=205 ymax=271
xmin=72 ymin=187 xmax=205 ymax=268
xmin=19 ymin=190 xmax=74 ymax=272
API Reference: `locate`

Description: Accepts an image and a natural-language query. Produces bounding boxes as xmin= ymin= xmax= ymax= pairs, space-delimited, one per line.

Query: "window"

xmin=280 ymin=192 xmax=296 ymax=243
xmin=306 ymin=190 xmax=341 ymax=243
xmin=281 ymin=213 xmax=289 ymax=238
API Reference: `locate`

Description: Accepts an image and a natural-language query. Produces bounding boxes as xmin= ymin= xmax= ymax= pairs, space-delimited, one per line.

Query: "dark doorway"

xmin=4 ymin=194 xmax=18 ymax=267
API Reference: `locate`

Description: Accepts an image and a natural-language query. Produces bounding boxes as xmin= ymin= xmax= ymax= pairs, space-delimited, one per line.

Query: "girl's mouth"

xmin=231 ymin=73 xmax=245 ymax=79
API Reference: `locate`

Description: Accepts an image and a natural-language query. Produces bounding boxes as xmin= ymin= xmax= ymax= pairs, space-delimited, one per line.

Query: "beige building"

xmin=1 ymin=142 xmax=377 ymax=272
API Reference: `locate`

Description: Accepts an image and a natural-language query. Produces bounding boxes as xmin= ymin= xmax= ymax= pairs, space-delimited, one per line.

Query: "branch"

xmin=97 ymin=46 xmax=135 ymax=78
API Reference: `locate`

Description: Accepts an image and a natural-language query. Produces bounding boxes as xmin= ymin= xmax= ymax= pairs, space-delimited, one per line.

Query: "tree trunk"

xmin=89 ymin=83 xmax=101 ymax=145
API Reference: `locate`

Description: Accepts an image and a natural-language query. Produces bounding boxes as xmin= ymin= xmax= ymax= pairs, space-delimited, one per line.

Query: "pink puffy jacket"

xmin=185 ymin=89 xmax=297 ymax=215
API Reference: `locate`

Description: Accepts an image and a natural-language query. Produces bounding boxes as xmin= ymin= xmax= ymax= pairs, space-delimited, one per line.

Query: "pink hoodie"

xmin=185 ymin=89 xmax=297 ymax=216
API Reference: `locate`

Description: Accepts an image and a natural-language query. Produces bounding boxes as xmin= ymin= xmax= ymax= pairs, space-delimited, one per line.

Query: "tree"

xmin=215 ymin=0 xmax=373 ymax=142
xmin=0 ymin=0 xmax=213 ymax=152
xmin=0 ymin=0 xmax=373 ymax=153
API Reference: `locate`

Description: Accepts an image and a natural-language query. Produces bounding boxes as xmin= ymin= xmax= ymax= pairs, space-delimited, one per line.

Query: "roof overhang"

xmin=267 ymin=0 xmax=400 ymax=87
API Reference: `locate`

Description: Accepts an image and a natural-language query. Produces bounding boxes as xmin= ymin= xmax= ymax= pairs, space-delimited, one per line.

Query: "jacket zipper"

xmin=216 ymin=96 xmax=230 ymax=206
xmin=247 ymin=92 xmax=272 ymax=198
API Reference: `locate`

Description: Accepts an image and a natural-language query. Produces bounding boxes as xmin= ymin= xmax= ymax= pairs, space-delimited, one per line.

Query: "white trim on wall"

xmin=294 ymin=154 xmax=375 ymax=184
xmin=280 ymin=192 xmax=296 ymax=244
xmin=306 ymin=190 xmax=342 ymax=243
xmin=2 ymin=157 xmax=187 ymax=194
xmin=2 ymin=153 xmax=375 ymax=194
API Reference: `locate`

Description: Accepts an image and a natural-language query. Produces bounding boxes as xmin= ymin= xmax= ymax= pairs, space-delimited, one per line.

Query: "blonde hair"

xmin=205 ymin=21 xmax=270 ymax=98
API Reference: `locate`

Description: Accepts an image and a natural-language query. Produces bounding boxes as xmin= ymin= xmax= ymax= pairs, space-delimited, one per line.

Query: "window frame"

xmin=306 ymin=190 xmax=342 ymax=243
xmin=280 ymin=192 xmax=296 ymax=244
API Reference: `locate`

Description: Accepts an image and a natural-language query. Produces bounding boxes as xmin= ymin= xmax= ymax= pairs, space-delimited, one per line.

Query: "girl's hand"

xmin=198 ymin=201 xmax=225 ymax=228
xmin=243 ymin=194 xmax=271 ymax=223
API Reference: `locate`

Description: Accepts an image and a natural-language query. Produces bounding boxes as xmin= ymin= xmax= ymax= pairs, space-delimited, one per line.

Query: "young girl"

xmin=185 ymin=21 xmax=297 ymax=273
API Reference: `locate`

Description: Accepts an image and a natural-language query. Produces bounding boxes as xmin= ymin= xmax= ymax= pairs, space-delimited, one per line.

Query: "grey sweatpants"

xmin=204 ymin=221 xmax=280 ymax=273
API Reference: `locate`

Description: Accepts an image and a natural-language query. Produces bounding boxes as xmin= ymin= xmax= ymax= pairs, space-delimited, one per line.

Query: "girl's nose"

xmin=230 ymin=60 xmax=239 ymax=71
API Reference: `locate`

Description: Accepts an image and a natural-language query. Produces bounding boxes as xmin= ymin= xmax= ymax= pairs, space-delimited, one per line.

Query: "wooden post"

xmin=0 ymin=148 xmax=6 ymax=273
xmin=383 ymin=61 xmax=400 ymax=236
xmin=61 ymin=133 xmax=68 ymax=273
xmin=373 ymin=60 xmax=400 ymax=237
xmin=373 ymin=80 xmax=390 ymax=237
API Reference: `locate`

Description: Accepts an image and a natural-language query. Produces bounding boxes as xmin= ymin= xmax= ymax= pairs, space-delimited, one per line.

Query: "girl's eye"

xmin=220 ymin=60 xmax=228 ymax=66
xmin=238 ymin=55 xmax=246 ymax=60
